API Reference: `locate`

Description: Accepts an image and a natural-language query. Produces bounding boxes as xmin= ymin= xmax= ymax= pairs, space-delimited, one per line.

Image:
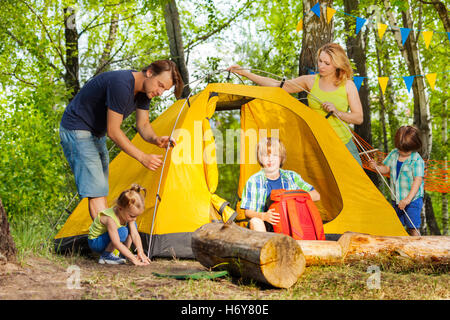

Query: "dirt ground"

xmin=1 ymin=254 xmax=449 ymax=300
xmin=0 ymin=255 xmax=276 ymax=300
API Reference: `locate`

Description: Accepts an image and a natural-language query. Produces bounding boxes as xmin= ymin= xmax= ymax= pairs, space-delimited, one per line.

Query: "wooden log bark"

xmin=191 ymin=223 xmax=305 ymax=288
xmin=0 ymin=198 xmax=17 ymax=263
xmin=338 ymin=232 xmax=450 ymax=264
xmin=296 ymin=240 xmax=343 ymax=265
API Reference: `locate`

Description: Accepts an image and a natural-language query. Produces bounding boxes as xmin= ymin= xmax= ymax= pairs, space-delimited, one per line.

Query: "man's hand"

xmin=139 ymin=153 xmax=163 ymax=171
xmin=156 ymin=136 xmax=176 ymax=149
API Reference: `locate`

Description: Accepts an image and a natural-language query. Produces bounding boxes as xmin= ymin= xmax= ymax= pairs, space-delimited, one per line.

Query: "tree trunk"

xmin=296 ymin=240 xmax=343 ymax=265
xmin=384 ymin=0 xmax=432 ymax=159
xmin=191 ymin=223 xmax=306 ymax=288
xmin=424 ymin=193 xmax=441 ymax=235
xmin=431 ymin=0 xmax=450 ymax=32
xmin=338 ymin=232 xmax=450 ymax=264
xmin=298 ymin=0 xmax=334 ymax=102
xmin=373 ymin=28 xmax=389 ymax=154
xmin=163 ymin=0 xmax=190 ymax=98
xmin=64 ymin=6 xmax=80 ymax=100
xmin=0 ymin=198 xmax=17 ymax=263
xmin=95 ymin=13 xmax=119 ymax=76
xmin=343 ymin=0 xmax=378 ymax=185
xmin=442 ymin=99 xmax=448 ymax=235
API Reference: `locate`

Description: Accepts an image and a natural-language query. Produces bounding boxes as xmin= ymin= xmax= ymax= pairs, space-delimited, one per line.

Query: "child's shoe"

xmin=98 ymin=251 xmax=126 ymax=265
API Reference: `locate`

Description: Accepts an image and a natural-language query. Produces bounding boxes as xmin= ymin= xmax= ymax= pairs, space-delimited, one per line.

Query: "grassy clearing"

xmin=3 ymin=223 xmax=449 ymax=300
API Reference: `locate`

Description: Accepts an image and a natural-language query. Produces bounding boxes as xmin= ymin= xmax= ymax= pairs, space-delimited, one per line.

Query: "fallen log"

xmin=191 ymin=223 xmax=305 ymax=288
xmin=296 ymin=240 xmax=344 ymax=265
xmin=338 ymin=232 xmax=450 ymax=264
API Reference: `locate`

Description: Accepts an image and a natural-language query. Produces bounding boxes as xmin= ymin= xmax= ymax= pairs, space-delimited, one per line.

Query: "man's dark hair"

xmin=142 ymin=60 xmax=184 ymax=98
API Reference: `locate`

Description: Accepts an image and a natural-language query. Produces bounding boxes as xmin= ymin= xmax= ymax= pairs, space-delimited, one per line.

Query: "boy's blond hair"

xmin=256 ymin=137 xmax=287 ymax=168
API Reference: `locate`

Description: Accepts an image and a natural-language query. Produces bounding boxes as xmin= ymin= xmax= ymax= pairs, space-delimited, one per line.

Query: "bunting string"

xmin=296 ymin=3 xmax=450 ymax=93
xmin=297 ymin=3 xmax=450 ymax=49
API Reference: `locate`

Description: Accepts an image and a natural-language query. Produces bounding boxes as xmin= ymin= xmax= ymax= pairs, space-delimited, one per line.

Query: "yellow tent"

xmin=54 ymin=83 xmax=408 ymax=258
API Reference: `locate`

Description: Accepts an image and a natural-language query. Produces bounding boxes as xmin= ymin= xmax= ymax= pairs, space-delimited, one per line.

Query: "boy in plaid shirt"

xmin=369 ymin=126 xmax=425 ymax=236
xmin=241 ymin=137 xmax=320 ymax=232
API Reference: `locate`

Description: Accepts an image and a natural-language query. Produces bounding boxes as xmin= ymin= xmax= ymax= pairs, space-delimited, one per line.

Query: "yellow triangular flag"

xmin=326 ymin=7 xmax=336 ymax=24
xmin=425 ymin=73 xmax=437 ymax=90
xmin=296 ymin=19 xmax=303 ymax=32
xmin=378 ymin=23 xmax=388 ymax=40
xmin=422 ymin=31 xmax=433 ymax=49
xmin=378 ymin=77 xmax=389 ymax=94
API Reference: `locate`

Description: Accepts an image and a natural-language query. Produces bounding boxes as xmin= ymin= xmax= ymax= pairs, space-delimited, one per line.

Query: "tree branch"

xmin=185 ymin=0 xmax=252 ymax=51
xmin=19 ymin=0 xmax=67 ymax=70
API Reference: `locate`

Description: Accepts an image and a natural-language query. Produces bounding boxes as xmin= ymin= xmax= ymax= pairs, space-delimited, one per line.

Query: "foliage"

xmin=0 ymin=0 xmax=448 ymax=249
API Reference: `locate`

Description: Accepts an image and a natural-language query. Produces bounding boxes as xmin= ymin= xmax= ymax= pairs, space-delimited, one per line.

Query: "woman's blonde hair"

xmin=256 ymin=137 xmax=287 ymax=168
xmin=317 ymin=43 xmax=353 ymax=86
xmin=116 ymin=184 xmax=147 ymax=211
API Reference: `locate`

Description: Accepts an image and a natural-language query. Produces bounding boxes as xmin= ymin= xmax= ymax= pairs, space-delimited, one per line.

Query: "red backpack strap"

xmin=286 ymin=197 xmax=304 ymax=240
xmin=305 ymin=199 xmax=326 ymax=240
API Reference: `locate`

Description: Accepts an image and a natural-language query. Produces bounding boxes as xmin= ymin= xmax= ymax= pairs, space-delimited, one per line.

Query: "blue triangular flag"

xmin=356 ymin=17 xmax=367 ymax=35
xmin=353 ymin=76 xmax=364 ymax=91
xmin=447 ymin=32 xmax=450 ymax=43
xmin=403 ymin=75 xmax=415 ymax=92
xmin=311 ymin=2 xmax=321 ymax=18
xmin=400 ymin=28 xmax=411 ymax=45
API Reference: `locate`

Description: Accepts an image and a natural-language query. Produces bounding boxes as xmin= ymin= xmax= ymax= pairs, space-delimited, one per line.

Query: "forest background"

xmin=0 ymin=0 xmax=448 ymax=255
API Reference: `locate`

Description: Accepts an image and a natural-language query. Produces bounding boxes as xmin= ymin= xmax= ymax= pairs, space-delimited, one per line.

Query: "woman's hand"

xmin=322 ymin=102 xmax=338 ymax=115
xmin=227 ymin=64 xmax=248 ymax=77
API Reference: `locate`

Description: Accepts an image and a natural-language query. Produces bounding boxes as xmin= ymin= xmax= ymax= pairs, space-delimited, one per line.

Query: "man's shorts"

xmin=391 ymin=197 xmax=423 ymax=229
xmin=59 ymin=125 xmax=109 ymax=198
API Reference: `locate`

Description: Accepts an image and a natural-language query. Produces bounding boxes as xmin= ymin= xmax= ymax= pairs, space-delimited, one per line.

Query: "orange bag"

xmin=268 ymin=189 xmax=325 ymax=240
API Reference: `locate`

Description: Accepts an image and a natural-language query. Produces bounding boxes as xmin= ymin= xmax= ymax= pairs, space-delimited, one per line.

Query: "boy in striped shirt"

xmin=241 ymin=137 xmax=320 ymax=232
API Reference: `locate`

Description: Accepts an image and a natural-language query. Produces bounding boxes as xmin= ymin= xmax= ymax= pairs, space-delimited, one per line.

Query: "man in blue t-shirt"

xmin=60 ymin=60 xmax=184 ymax=220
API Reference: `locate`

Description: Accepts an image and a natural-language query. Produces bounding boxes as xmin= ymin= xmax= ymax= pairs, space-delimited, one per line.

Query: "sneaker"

xmin=98 ymin=252 xmax=126 ymax=265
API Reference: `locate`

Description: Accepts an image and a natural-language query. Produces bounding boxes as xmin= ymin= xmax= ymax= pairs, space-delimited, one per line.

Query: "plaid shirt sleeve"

xmin=240 ymin=174 xmax=266 ymax=212
xmin=412 ymin=153 xmax=425 ymax=177
xmin=289 ymin=171 xmax=314 ymax=191
xmin=382 ymin=149 xmax=396 ymax=167
xmin=240 ymin=178 xmax=255 ymax=211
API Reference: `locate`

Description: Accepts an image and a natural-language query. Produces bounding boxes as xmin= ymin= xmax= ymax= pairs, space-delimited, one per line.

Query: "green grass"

xmin=6 ymin=222 xmax=449 ymax=300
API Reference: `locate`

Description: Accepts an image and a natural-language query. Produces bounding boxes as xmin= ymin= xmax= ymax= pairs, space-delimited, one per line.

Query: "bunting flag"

xmin=400 ymin=28 xmax=411 ymax=45
xmin=353 ymin=76 xmax=365 ymax=91
xmin=296 ymin=18 xmax=303 ymax=32
xmin=326 ymin=7 xmax=336 ymax=24
xmin=355 ymin=17 xmax=367 ymax=35
xmin=311 ymin=3 xmax=321 ymax=18
xmin=425 ymin=73 xmax=437 ymax=90
xmin=378 ymin=23 xmax=388 ymax=40
xmin=378 ymin=77 xmax=389 ymax=95
xmin=422 ymin=31 xmax=433 ymax=49
xmin=403 ymin=76 xmax=415 ymax=92
xmin=301 ymin=6 xmax=448 ymax=48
